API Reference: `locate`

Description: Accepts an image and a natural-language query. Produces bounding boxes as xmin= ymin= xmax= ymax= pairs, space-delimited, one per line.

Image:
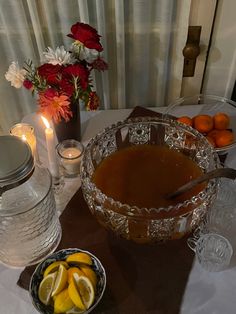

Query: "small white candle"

xmin=42 ymin=116 xmax=59 ymax=178
xmin=10 ymin=123 xmax=37 ymax=157
xmin=56 ymin=140 xmax=84 ymax=177
xmin=61 ymin=147 xmax=82 ymax=175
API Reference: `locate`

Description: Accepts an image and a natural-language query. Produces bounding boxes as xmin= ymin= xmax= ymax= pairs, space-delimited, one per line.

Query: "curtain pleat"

xmin=0 ymin=0 xmax=190 ymax=133
xmin=95 ymin=0 xmax=110 ymax=109
xmin=114 ymin=0 xmax=126 ymax=109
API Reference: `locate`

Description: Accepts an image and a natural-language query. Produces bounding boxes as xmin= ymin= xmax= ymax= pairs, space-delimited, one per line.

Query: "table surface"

xmin=1 ymin=106 xmax=236 ymax=314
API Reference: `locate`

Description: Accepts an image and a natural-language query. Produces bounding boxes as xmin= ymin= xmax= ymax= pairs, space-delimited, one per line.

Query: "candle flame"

xmin=21 ymin=135 xmax=27 ymax=141
xmin=41 ymin=116 xmax=50 ymax=129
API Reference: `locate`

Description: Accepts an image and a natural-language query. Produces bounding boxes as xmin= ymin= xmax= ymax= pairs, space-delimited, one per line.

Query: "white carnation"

xmin=5 ymin=62 xmax=26 ymax=88
xmin=43 ymin=46 xmax=73 ymax=65
xmin=71 ymin=43 xmax=98 ymax=63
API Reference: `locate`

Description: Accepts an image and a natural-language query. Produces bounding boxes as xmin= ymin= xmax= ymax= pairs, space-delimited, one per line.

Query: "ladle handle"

xmin=166 ymin=168 xmax=236 ymax=199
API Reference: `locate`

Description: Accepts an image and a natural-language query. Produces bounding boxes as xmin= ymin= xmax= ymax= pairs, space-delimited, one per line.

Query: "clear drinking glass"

xmin=189 ymin=233 xmax=233 ymax=272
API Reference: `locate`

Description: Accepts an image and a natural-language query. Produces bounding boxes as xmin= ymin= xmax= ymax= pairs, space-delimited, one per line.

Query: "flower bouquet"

xmin=5 ymin=22 xmax=108 ymax=141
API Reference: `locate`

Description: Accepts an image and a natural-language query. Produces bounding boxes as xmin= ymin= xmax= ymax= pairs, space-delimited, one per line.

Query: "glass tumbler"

xmin=0 ymin=136 xmax=61 ymax=267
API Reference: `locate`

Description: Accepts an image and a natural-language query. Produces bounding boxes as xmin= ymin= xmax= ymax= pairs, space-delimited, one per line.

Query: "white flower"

xmin=5 ymin=62 xmax=26 ymax=88
xmin=43 ymin=46 xmax=73 ymax=65
xmin=71 ymin=43 xmax=98 ymax=63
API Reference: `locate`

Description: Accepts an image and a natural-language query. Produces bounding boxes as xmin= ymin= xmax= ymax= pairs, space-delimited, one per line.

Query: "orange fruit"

xmin=213 ymin=112 xmax=230 ymax=130
xmin=215 ymin=130 xmax=234 ymax=147
xmin=193 ymin=114 xmax=214 ymax=133
xmin=207 ymin=129 xmax=220 ymax=140
xmin=177 ymin=116 xmax=193 ymax=127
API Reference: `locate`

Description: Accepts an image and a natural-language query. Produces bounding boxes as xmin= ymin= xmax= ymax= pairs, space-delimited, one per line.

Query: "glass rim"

xmin=10 ymin=122 xmax=35 ymax=135
xmin=167 ymin=94 xmax=236 ymax=108
xmin=56 ymin=139 xmax=84 ymax=160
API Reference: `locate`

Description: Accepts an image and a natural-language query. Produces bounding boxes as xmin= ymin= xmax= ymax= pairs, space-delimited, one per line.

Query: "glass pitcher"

xmin=0 ymin=136 xmax=61 ymax=267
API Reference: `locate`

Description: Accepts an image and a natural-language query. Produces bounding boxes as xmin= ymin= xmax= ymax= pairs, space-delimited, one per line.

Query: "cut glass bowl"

xmin=81 ymin=116 xmax=220 ymax=243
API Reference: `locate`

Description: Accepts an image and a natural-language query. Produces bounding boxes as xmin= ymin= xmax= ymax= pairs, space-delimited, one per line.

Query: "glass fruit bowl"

xmin=81 ymin=116 xmax=220 ymax=243
xmin=166 ymin=94 xmax=236 ymax=155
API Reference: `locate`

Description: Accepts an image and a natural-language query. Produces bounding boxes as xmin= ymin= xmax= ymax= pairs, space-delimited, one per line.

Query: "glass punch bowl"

xmin=81 ymin=117 xmax=220 ymax=244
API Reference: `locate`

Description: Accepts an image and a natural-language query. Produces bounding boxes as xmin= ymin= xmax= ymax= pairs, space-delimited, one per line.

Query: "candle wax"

xmin=60 ymin=147 xmax=82 ymax=175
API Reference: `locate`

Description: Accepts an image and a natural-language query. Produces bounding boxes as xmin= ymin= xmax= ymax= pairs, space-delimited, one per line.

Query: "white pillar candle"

xmin=41 ymin=116 xmax=59 ymax=178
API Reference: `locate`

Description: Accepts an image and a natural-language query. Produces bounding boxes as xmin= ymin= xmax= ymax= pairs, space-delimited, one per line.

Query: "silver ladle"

xmin=165 ymin=168 xmax=236 ymax=199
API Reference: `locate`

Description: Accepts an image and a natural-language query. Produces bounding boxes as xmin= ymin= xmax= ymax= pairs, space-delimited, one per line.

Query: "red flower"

xmin=68 ymin=22 xmax=103 ymax=52
xmin=86 ymin=91 xmax=100 ymax=111
xmin=90 ymin=57 xmax=108 ymax=72
xmin=59 ymin=79 xmax=74 ymax=98
xmin=23 ymin=79 xmax=33 ymax=89
xmin=38 ymin=88 xmax=72 ymax=123
xmin=63 ymin=64 xmax=89 ymax=90
xmin=37 ymin=64 xmax=62 ymax=84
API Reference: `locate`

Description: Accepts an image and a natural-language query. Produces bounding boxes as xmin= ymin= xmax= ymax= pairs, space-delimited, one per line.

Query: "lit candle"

xmin=41 ymin=116 xmax=59 ymax=178
xmin=56 ymin=140 xmax=84 ymax=177
xmin=10 ymin=123 xmax=37 ymax=157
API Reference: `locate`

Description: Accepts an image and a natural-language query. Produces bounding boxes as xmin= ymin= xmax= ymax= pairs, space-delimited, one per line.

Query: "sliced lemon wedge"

xmin=38 ymin=272 xmax=57 ymax=305
xmin=66 ymin=252 xmax=92 ymax=266
xmin=51 ymin=264 xmax=68 ymax=297
xmin=70 ymin=273 xmax=95 ymax=310
xmin=54 ymin=288 xmax=75 ymax=314
xmin=67 ymin=267 xmax=84 ymax=284
xmin=80 ymin=265 xmax=97 ymax=288
xmin=43 ymin=261 xmax=68 ymax=277
xmin=68 ymin=274 xmax=86 ymax=310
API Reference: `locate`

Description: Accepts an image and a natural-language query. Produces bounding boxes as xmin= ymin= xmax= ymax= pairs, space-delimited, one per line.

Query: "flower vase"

xmin=53 ymin=100 xmax=81 ymax=142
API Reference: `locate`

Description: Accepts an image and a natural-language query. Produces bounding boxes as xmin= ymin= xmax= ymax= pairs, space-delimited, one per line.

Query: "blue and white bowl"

xmin=29 ymin=248 xmax=106 ymax=314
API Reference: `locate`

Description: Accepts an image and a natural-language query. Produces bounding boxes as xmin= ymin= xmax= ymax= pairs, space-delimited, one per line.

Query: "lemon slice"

xmin=51 ymin=264 xmax=68 ymax=297
xmin=66 ymin=252 xmax=92 ymax=266
xmin=67 ymin=267 xmax=84 ymax=284
xmin=68 ymin=274 xmax=86 ymax=310
xmin=80 ymin=265 xmax=97 ymax=288
xmin=73 ymin=273 xmax=95 ymax=310
xmin=54 ymin=288 xmax=75 ymax=314
xmin=43 ymin=261 xmax=68 ymax=277
xmin=38 ymin=272 xmax=57 ymax=305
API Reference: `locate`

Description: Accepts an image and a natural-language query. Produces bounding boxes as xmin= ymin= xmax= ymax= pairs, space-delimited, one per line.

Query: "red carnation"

xmin=37 ymin=64 xmax=62 ymax=85
xmin=23 ymin=79 xmax=33 ymax=90
xmin=68 ymin=22 xmax=103 ymax=52
xmin=90 ymin=57 xmax=108 ymax=72
xmin=63 ymin=64 xmax=89 ymax=90
xmin=59 ymin=79 xmax=74 ymax=98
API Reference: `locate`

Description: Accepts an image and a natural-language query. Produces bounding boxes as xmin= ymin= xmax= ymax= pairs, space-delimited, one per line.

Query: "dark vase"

xmin=53 ymin=100 xmax=81 ymax=142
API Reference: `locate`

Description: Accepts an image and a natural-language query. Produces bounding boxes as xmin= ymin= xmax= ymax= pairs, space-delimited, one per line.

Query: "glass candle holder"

xmin=56 ymin=139 xmax=84 ymax=178
xmin=10 ymin=123 xmax=37 ymax=158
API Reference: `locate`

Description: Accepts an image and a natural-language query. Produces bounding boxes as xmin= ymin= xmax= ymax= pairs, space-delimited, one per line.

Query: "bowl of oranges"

xmin=166 ymin=94 xmax=236 ymax=154
xmin=29 ymin=248 xmax=106 ymax=314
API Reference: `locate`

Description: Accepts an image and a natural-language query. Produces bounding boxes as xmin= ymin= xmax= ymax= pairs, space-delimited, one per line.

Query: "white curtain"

xmin=0 ymin=0 xmax=190 ymax=133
